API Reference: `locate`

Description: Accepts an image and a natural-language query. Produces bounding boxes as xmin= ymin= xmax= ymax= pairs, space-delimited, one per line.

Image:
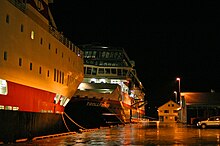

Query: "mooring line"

xmin=63 ymin=112 xmax=86 ymax=130
xmin=61 ymin=112 xmax=71 ymax=132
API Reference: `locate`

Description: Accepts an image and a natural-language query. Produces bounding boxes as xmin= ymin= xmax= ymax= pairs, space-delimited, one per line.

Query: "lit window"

xmin=5 ymin=106 xmax=12 ymax=110
xmin=60 ymin=96 xmax=67 ymax=106
xmin=63 ymin=98 xmax=70 ymax=107
xmin=0 ymin=105 xmax=4 ymax=110
xmin=13 ymin=107 xmax=19 ymax=111
xmin=0 ymin=79 xmax=8 ymax=95
xmin=54 ymin=94 xmax=61 ymax=104
xmin=31 ymin=31 xmax=35 ymax=39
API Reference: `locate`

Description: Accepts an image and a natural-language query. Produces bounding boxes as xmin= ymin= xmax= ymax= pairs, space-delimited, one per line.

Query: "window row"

xmin=3 ymin=51 xmax=65 ymax=85
xmin=84 ymin=66 xmax=130 ymax=76
xmin=84 ymin=50 xmax=123 ymax=59
xmin=3 ymin=13 xmax=82 ymax=59
xmin=0 ymin=105 xmax=19 ymax=111
xmin=163 ymin=110 xmax=178 ymax=113
xmin=84 ymin=60 xmax=126 ymax=67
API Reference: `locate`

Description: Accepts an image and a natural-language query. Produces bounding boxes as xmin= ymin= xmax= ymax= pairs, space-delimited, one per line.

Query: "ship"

xmin=64 ymin=43 xmax=147 ymax=130
xmin=0 ymin=0 xmax=84 ymax=143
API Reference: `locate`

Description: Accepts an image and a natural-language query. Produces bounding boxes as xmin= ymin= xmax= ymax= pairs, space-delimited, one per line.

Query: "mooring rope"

xmin=63 ymin=112 xmax=86 ymax=130
xmin=61 ymin=112 xmax=71 ymax=132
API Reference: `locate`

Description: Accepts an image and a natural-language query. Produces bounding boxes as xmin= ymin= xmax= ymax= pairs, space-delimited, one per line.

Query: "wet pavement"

xmin=4 ymin=122 xmax=220 ymax=145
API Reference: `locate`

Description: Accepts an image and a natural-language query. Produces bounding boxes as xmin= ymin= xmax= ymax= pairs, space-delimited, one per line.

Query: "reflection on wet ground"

xmin=8 ymin=122 xmax=220 ymax=145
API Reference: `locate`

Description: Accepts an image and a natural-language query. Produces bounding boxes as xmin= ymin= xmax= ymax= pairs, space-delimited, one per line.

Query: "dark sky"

xmin=50 ymin=1 xmax=220 ymax=116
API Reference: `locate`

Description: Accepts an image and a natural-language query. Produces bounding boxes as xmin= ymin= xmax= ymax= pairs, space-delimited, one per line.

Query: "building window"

xmin=49 ymin=43 xmax=51 ymax=50
xmin=62 ymin=72 xmax=64 ymax=84
xmin=0 ymin=105 xmax=4 ymax=110
xmin=173 ymin=110 xmax=178 ymax=113
xmin=164 ymin=110 xmax=169 ymax=113
xmin=31 ymin=31 xmax=35 ymax=39
xmin=6 ymin=14 xmax=9 ymax=24
xmin=3 ymin=51 xmax=7 ymax=61
xmin=98 ymin=68 xmax=104 ymax=74
xmin=30 ymin=62 xmax=33 ymax=70
xmin=54 ymin=69 xmax=56 ymax=81
xmin=56 ymin=70 xmax=59 ymax=82
xmin=0 ymin=79 xmax=8 ymax=95
xmin=86 ymin=67 xmax=92 ymax=75
xmin=19 ymin=58 xmax=22 ymax=66
xmin=39 ymin=66 xmax=42 ymax=74
xmin=47 ymin=70 xmax=50 ymax=77
xmin=40 ymin=38 xmax=43 ymax=45
xmin=5 ymin=106 xmax=12 ymax=110
xmin=21 ymin=24 xmax=24 ymax=32
xmin=55 ymin=48 xmax=58 ymax=54
xmin=13 ymin=107 xmax=19 ymax=111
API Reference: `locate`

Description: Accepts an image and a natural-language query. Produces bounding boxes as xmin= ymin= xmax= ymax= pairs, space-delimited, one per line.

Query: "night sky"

xmin=50 ymin=1 xmax=220 ymax=117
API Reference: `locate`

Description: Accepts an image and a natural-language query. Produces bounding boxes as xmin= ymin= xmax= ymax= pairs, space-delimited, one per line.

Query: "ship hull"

xmin=0 ymin=110 xmax=67 ymax=143
xmin=0 ymin=0 xmax=84 ymax=143
xmin=65 ymin=97 xmax=129 ymax=129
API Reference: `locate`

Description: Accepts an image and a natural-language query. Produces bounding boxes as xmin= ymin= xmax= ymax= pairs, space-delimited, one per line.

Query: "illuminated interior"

xmin=0 ymin=79 xmax=8 ymax=95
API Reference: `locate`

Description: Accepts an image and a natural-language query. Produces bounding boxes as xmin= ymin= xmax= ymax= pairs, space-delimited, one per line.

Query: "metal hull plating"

xmin=65 ymin=97 xmax=126 ymax=129
xmin=0 ymin=0 xmax=84 ymax=143
xmin=65 ymin=96 xmax=146 ymax=129
xmin=65 ymin=83 xmax=145 ymax=129
xmin=0 ymin=110 xmax=67 ymax=143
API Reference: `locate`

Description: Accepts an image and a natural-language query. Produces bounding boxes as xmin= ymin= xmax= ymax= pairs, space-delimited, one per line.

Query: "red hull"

xmin=0 ymin=81 xmax=64 ymax=113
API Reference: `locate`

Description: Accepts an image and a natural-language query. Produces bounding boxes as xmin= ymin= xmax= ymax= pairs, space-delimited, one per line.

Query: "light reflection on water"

xmin=13 ymin=122 xmax=220 ymax=145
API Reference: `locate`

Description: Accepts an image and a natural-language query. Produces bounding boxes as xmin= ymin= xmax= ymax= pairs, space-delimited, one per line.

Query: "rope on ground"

xmin=61 ymin=112 xmax=71 ymax=132
xmin=64 ymin=112 xmax=86 ymax=130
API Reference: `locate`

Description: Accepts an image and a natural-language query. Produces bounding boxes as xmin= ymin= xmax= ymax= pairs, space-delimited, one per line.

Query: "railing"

xmin=9 ymin=0 xmax=26 ymax=11
xmin=8 ymin=0 xmax=84 ymax=59
xmin=49 ymin=26 xmax=83 ymax=58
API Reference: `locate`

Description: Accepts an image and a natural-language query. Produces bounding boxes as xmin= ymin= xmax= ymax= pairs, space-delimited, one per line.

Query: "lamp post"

xmin=176 ymin=77 xmax=181 ymax=93
xmin=176 ymin=77 xmax=181 ymax=103
xmin=174 ymin=91 xmax=177 ymax=103
xmin=176 ymin=77 xmax=182 ymax=123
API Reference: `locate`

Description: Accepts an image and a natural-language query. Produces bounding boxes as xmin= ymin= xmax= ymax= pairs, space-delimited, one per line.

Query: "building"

xmin=180 ymin=92 xmax=220 ymax=125
xmin=158 ymin=100 xmax=180 ymax=122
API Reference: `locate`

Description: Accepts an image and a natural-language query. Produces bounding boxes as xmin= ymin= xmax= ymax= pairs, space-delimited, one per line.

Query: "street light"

xmin=176 ymin=77 xmax=182 ymax=123
xmin=176 ymin=77 xmax=181 ymax=101
xmin=176 ymin=77 xmax=181 ymax=93
xmin=174 ymin=91 xmax=177 ymax=103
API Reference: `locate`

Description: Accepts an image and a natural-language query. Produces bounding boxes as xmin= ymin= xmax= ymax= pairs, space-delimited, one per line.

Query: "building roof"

xmin=158 ymin=99 xmax=180 ymax=109
xmin=181 ymin=92 xmax=220 ymax=105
